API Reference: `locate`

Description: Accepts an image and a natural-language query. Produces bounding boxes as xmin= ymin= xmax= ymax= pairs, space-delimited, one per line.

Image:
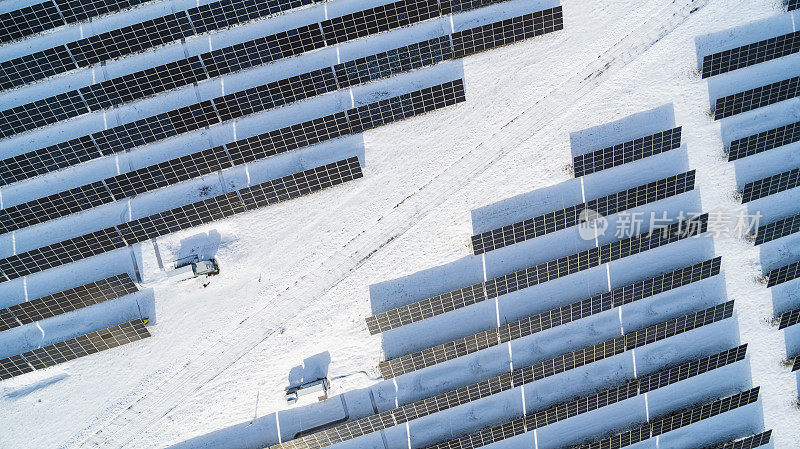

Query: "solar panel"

xmin=320 ymin=0 xmax=441 ymax=45
xmin=753 ymin=213 xmax=800 ymax=245
xmin=422 ymin=346 xmax=746 ymax=449
xmin=0 ymin=319 xmax=150 ymax=381
xmin=766 ymin=260 xmax=800 ymax=287
xmin=0 ymin=308 xmax=19 ymax=332
xmin=1 ymin=274 xmax=137 ymax=330
xmin=740 ymin=168 xmax=800 ymax=203
xmin=783 ymin=308 xmax=800 ymax=329
xmin=55 ymin=0 xmax=152 ymax=23
xmin=706 ymin=432 xmax=773 ymax=449
xmin=792 ymin=356 xmax=800 ymax=372
xmin=378 ymin=258 xmax=720 ymax=377
xmin=571 ymin=393 xmax=763 ymax=449
xmin=714 ymin=76 xmax=800 ymax=120
xmin=702 ymin=31 xmax=800 ymax=78
xmin=0 ymin=1 xmax=65 ymax=44
xmin=471 ymin=170 xmax=695 ymax=254
xmin=572 ymin=127 xmax=682 ymax=177
xmin=789 ymin=0 xmax=800 ymax=11
xmin=367 ymin=214 xmax=709 ymax=334
xmin=187 ymin=0 xmax=319 ymax=34
xmin=0 ymin=158 xmax=362 ymax=282
xmin=451 ymin=7 xmax=564 ymax=58
xmin=0 ymin=135 xmax=104 ymax=187
xmin=0 ymin=90 xmax=90 ymax=138
xmin=272 ymin=332 xmax=739 ymax=449
xmin=728 ymin=120 xmax=800 ymax=161
xmin=0 ymin=45 xmax=77 ymax=90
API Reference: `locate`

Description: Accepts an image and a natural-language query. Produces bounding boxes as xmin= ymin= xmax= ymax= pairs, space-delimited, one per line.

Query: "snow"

xmin=0 ymin=0 xmax=798 ymax=448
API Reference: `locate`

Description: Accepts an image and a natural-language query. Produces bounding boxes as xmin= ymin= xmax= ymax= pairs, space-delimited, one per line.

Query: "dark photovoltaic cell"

xmin=779 ymin=307 xmax=800 ymax=329
xmin=367 ymin=214 xmax=709 ymax=334
xmin=702 ymin=31 xmax=800 ymax=78
xmin=728 ymin=120 xmax=800 ymax=161
xmin=706 ymin=432 xmax=773 ymax=449
xmin=0 ymin=274 xmax=137 ymax=331
xmin=320 ymin=0 xmax=441 ymax=45
xmin=451 ymin=7 xmax=563 ymax=58
xmin=714 ymin=77 xmax=800 ymax=120
xmin=570 ymin=393 xmax=764 ymax=449
xmin=740 ymin=168 xmax=800 ymax=203
xmin=422 ymin=345 xmax=746 ymax=449
xmin=471 ymin=170 xmax=695 ymax=254
xmin=271 ymin=325 xmax=739 ymax=449
xmin=0 ymin=82 xmax=461 ymax=234
xmin=0 ymin=2 xmax=64 ymax=44
xmin=378 ymin=258 xmax=720 ymax=377
xmin=791 ymin=0 xmax=800 ymax=11
xmin=792 ymin=357 xmax=800 ymax=372
xmin=0 ymin=319 xmax=150 ymax=381
xmin=753 ymin=213 xmax=800 ymax=245
xmin=0 ymin=308 xmax=19 ymax=332
xmin=572 ymin=127 xmax=682 ymax=177
xmin=0 ymin=158 xmax=362 ymax=282
xmin=0 ymin=0 xmax=320 ymax=90
xmin=55 ymin=0 xmax=152 ymax=23
xmin=766 ymin=260 xmax=800 ymax=287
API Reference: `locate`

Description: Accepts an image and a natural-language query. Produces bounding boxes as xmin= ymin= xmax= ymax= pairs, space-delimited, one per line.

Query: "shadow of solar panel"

xmin=0 ymin=319 xmax=150 ymax=380
xmin=451 ymin=6 xmax=563 ymax=58
xmin=4 ymin=274 xmax=136 ymax=327
xmin=714 ymin=76 xmax=800 ymax=120
xmin=366 ymin=214 xmax=709 ymax=334
xmin=728 ymin=120 xmax=800 ymax=161
xmin=572 ymin=127 xmax=682 ymax=177
xmin=320 ymin=0 xmax=441 ymax=45
xmin=0 ymin=181 xmax=114 ymax=234
xmin=766 ymin=260 xmax=800 ymax=287
xmin=0 ymin=227 xmax=126 ymax=282
xmin=702 ymin=31 xmax=800 ymax=78
xmin=571 ymin=394 xmax=764 ymax=449
xmin=422 ymin=346 xmax=745 ymax=449
xmin=754 ymin=213 xmax=800 ymax=245
xmin=740 ymin=168 xmax=800 ymax=203
xmin=779 ymin=308 xmax=800 ymax=329
xmin=0 ymin=1 xmax=64 ymax=44
xmin=378 ymin=258 xmax=720 ymax=377
xmin=471 ymin=170 xmax=695 ymax=254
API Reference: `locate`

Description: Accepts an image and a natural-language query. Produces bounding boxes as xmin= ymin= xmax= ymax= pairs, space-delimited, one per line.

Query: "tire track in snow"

xmin=68 ymin=0 xmax=713 ymax=447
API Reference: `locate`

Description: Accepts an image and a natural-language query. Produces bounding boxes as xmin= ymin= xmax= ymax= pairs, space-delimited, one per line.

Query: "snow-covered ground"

xmin=0 ymin=0 xmax=798 ymax=448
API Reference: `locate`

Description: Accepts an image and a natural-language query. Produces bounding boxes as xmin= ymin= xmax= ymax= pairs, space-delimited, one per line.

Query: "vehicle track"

xmin=66 ymin=0 xmax=715 ymax=447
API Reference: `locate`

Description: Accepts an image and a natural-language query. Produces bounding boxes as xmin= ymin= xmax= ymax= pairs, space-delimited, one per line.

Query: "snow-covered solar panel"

xmin=572 ymin=127 xmax=682 ymax=177
xmin=471 ymin=170 xmax=695 ymax=254
xmin=728 ymin=120 xmax=800 ymax=161
xmin=367 ymin=214 xmax=709 ymax=334
xmin=0 ymin=81 xmax=462 ymax=234
xmin=741 ymin=167 xmax=800 ymax=203
xmin=766 ymin=260 xmax=800 ymax=287
xmin=422 ymin=346 xmax=746 ymax=449
xmin=379 ymin=258 xmax=720 ymax=377
xmin=271 ymin=326 xmax=739 ymax=449
xmin=0 ymin=319 xmax=150 ymax=381
xmin=0 ymin=274 xmax=137 ymax=331
xmin=753 ymin=213 xmax=800 ymax=245
xmin=0 ymin=158 xmax=362 ymax=282
xmin=714 ymin=76 xmax=800 ymax=120
xmin=702 ymin=31 xmax=800 ymax=78
xmin=779 ymin=308 xmax=800 ymax=329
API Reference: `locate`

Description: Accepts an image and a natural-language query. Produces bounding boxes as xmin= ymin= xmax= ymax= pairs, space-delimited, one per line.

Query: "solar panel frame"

xmin=740 ymin=167 xmax=800 ymax=203
xmin=572 ymin=127 xmax=682 ymax=177
xmin=766 ymin=260 xmax=800 ymax=287
xmin=471 ymin=170 xmax=695 ymax=254
xmin=714 ymin=76 xmax=800 ymax=120
xmin=753 ymin=213 xmax=800 ymax=245
xmin=701 ymin=31 xmax=800 ymax=78
xmin=728 ymin=120 xmax=800 ymax=161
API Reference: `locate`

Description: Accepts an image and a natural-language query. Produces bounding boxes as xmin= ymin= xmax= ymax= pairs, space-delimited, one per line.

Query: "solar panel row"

xmin=471 ymin=170 xmax=695 ymax=254
xmin=0 ymin=274 xmax=136 ymax=333
xmin=0 ymin=7 xmax=561 ymax=140
xmin=571 ymin=397 xmax=766 ymax=449
xmin=714 ymin=76 xmax=800 ymax=120
xmin=0 ymin=158 xmax=362 ymax=282
xmin=766 ymin=259 xmax=800 ymax=287
xmin=367 ymin=214 xmax=709 ymax=334
xmin=789 ymin=0 xmax=800 ymax=11
xmin=793 ymin=356 xmax=800 ymax=372
xmin=0 ymin=0 xmax=321 ymax=89
xmin=0 ymin=319 xmax=149 ymax=380
xmin=572 ymin=127 xmax=682 ymax=177
xmin=778 ymin=307 xmax=800 ymax=329
xmin=754 ymin=212 xmax=800 ymax=245
xmin=707 ymin=432 xmax=773 ymax=449
xmin=740 ymin=167 xmax=800 ymax=203
xmin=270 ymin=321 xmax=738 ymax=449
xmin=727 ymin=119 xmax=800 ymax=161
xmin=378 ymin=258 xmax=720 ymax=378
xmin=423 ymin=346 xmax=747 ymax=449
xmin=702 ymin=30 xmax=800 ymax=78
xmin=0 ymin=81 xmax=463 ymax=234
